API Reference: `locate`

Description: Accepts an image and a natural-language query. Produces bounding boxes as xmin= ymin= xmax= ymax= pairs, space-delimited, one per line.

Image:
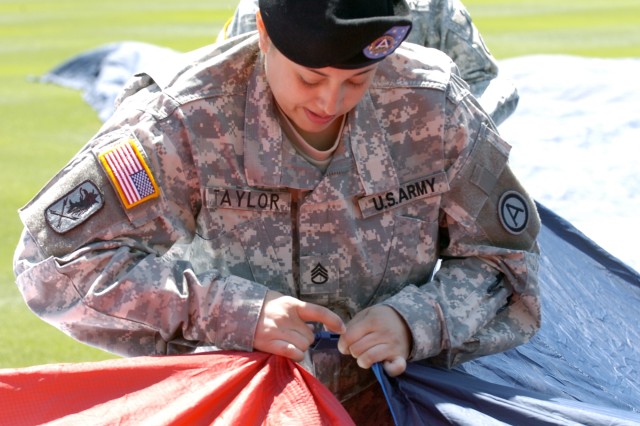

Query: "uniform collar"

xmin=243 ymin=56 xmax=399 ymax=195
xmin=243 ymin=56 xmax=284 ymax=188
xmin=347 ymin=91 xmax=399 ymax=195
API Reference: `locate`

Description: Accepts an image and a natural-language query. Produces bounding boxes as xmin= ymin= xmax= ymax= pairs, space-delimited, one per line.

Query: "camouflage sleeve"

xmin=408 ymin=0 xmax=498 ymax=88
xmin=220 ymin=0 xmax=260 ymax=40
xmin=383 ymin=75 xmax=541 ymax=367
xmin=13 ymin=95 xmax=268 ymax=357
xmin=407 ymin=0 xmax=518 ymax=125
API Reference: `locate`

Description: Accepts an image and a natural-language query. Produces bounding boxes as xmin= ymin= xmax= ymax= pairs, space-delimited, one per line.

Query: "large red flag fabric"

xmin=0 ymin=351 xmax=355 ymax=426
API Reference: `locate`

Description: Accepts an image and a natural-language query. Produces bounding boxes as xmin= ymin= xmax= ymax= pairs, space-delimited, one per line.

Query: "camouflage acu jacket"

xmin=15 ymin=33 xmax=540 ymax=368
xmin=221 ymin=0 xmax=519 ymax=125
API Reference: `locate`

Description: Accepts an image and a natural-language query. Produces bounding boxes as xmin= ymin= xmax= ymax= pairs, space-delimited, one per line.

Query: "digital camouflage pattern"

xmin=14 ymin=33 xmax=540 ymax=398
xmin=221 ymin=0 xmax=519 ymax=125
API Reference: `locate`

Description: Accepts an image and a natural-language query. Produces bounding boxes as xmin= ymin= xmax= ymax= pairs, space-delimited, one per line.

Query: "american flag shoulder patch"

xmin=98 ymin=139 xmax=159 ymax=209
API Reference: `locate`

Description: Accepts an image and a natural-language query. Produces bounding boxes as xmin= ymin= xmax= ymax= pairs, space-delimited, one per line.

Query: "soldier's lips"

xmin=304 ymin=108 xmax=336 ymax=125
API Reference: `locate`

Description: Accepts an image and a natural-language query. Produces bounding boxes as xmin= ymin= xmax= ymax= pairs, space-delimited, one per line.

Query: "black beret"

xmin=259 ymin=0 xmax=413 ymax=69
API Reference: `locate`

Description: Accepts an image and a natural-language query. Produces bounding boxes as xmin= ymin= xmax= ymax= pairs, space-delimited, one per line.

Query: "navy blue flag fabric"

xmin=373 ymin=202 xmax=640 ymax=425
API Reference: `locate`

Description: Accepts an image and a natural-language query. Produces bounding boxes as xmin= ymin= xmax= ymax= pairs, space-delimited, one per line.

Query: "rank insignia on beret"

xmin=498 ymin=191 xmax=529 ymax=235
xmin=45 ymin=180 xmax=104 ymax=234
xmin=363 ymin=25 xmax=410 ymax=59
xmin=98 ymin=139 xmax=159 ymax=209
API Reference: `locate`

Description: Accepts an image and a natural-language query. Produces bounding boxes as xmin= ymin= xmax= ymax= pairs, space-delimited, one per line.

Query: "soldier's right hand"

xmin=253 ymin=290 xmax=346 ymax=361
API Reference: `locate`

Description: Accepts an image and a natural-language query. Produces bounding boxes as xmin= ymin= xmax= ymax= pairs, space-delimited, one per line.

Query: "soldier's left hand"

xmin=254 ymin=290 xmax=346 ymax=362
xmin=337 ymin=305 xmax=412 ymax=377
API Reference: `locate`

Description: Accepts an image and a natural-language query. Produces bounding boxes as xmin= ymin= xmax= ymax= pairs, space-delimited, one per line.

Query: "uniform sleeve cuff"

xmin=382 ymin=284 xmax=445 ymax=361
xmin=213 ymin=275 xmax=268 ymax=352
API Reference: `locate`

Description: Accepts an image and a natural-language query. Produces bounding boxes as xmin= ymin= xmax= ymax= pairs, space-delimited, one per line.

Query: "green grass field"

xmin=1 ymin=0 xmax=639 ymax=368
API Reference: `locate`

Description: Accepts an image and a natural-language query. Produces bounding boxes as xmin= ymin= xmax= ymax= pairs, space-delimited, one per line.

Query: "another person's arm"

xmin=408 ymin=0 xmax=519 ymax=125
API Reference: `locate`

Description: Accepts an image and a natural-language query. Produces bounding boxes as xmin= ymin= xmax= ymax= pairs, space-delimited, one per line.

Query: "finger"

xmin=262 ymin=317 xmax=313 ymax=340
xmin=254 ymin=324 xmax=314 ymax=358
xmin=260 ymin=340 xmax=306 ymax=362
xmin=337 ymin=332 xmax=353 ymax=355
xmin=271 ymin=324 xmax=315 ymax=351
xmin=341 ymin=329 xmax=386 ymax=359
xmin=287 ymin=328 xmax=316 ymax=352
xmin=337 ymin=317 xmax=371 ymax=355
xmin=354 ymin=343 xmax=391 ymax=370
xmin=382 ymin=356 xmax=407 ymax=377
xmin=282 ymin=343 xmax=305 ymax=362
xmin=290 ymin=325 xmax=316 ymax=351
xmin=297 ymin=302 xmax=346 ymax=335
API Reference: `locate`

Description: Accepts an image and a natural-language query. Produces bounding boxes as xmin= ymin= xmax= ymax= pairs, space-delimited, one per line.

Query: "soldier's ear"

xmin=256 ymin=11 xmax=271 ymax=53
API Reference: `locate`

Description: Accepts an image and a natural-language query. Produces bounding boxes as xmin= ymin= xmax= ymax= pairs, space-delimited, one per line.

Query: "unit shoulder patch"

xmin=498 ymin=190 xmax=529 ymax=235
xmin=98 ymin=138 xmax=159 ymax=209
xmin=45 ymin=180 xmax=104 ymax=234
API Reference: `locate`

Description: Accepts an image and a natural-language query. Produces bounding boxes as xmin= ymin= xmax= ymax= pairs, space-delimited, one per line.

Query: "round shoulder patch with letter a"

xmin=498 ymin=191 xmax=529 ymax=235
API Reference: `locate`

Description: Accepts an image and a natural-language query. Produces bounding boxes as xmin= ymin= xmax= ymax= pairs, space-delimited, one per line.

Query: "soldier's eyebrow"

xmin=306 ymin=65 xmax=377 ymax=78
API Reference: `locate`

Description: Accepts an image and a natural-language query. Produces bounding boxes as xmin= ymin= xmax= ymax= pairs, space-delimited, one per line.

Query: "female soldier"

xmin=15 ymin=0 xmax=540 ymax=421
